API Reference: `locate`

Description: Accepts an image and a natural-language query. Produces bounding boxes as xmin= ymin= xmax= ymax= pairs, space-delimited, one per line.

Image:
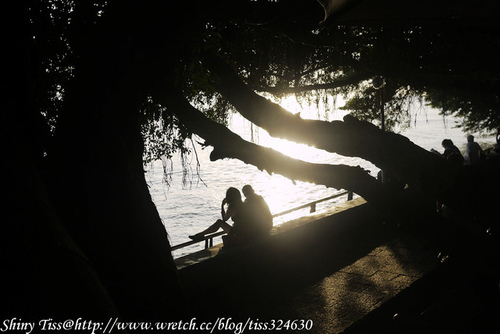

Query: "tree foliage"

xmin=24 ymin=1 xmax=500 ymax=163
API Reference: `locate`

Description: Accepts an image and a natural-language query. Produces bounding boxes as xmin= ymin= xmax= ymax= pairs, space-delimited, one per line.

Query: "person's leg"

xmin=218 ymin=220 xmax=232 ymax=233
xmin=189 ymin=219 xmax=231 ymax=240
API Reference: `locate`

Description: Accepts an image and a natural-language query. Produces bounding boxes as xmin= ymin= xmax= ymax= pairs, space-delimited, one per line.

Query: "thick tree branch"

xmin=159 ymin=91 xmax=390 ymax=203
xmin=203 ymin=52 xmax=459 ymax=197
xmin=159 ymin=90 xmax=442 ymax=225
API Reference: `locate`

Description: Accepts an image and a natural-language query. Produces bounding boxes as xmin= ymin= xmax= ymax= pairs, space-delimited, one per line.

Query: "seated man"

xmin=242 ymin=185 xmax=273 ymax=235
xmin=465 ymin=135 xmax=483 ymax=164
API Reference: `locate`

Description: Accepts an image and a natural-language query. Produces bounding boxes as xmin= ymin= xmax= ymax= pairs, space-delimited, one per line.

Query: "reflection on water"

xmin=145 ymin=106 xmax=496 ymax=258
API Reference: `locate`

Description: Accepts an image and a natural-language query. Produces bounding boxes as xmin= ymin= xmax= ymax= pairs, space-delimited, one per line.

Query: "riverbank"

xmin=177 ymin=193 xmax=500 ymax=333
xmin=177 ymin=200 xmax=438 ymax=332
xmin=147 ymin=108 xmax=498 ymax=259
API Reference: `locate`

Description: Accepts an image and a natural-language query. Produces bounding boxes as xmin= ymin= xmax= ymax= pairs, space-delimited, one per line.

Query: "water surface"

xmin=145 ymin=107 xmax=495 ymax=258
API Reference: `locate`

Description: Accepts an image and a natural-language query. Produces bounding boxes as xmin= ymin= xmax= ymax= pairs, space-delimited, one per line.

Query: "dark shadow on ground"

xmin=179 ymin=203 xmax=399 ymax=321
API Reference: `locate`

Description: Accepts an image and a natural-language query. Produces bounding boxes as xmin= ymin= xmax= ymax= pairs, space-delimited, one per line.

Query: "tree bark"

xmin=2 ymin=3 xmax=122 ymax=320
xmin=43 ymin=1 xmax=187 ymax=320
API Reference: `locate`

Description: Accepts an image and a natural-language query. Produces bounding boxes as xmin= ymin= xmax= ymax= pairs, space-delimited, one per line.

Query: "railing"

xmin=171 ymin=191 xmax=354 ymax=252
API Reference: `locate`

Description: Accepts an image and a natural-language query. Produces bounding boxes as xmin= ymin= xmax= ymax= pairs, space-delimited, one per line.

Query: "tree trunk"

xmin=38 ymin=1 xmax=187 ymax=320
xmin=2 ymin=2 xmax=186 ymax=321
xmin=2 ymin=3 xmax=122 ymax=320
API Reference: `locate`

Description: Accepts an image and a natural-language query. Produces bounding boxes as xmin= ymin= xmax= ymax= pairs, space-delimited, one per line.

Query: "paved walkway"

xmin=286 ymin=236 xmax=436 ymax=333
xmin=176 ymin=199 xmax=496 ymax=333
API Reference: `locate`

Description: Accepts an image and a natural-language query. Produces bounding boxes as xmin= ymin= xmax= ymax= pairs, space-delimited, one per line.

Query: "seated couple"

xmin=189 ymin=185 xmax=273 ymax=248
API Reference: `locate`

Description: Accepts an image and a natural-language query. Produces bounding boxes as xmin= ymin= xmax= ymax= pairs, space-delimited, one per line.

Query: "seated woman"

xmin=189 ymin=187 xmax=268 ymax=247
xmin=432 ymin=139 xmax=464 ymax=166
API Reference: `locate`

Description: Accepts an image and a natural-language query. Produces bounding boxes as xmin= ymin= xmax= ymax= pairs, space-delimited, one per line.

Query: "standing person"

xmin=465 ymin=135 xmax=483 ymax=164
xmin=495 ymin=126 xmax=500 ymax=153
xmin=242 ymin=185 xmax=273 ymax=234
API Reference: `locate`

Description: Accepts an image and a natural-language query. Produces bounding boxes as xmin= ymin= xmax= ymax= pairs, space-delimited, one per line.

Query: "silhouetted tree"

xmin=3 ymin=0 xmax=500 ymax=322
